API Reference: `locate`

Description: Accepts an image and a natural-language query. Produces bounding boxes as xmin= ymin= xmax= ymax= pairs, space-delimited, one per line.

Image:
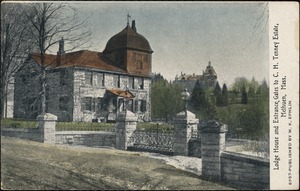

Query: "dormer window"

xmin=137 ymin=61 xmax=143 ymax=69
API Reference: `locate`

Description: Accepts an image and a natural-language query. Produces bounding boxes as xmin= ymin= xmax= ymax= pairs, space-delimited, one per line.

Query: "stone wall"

xmin=1 ymin=128 xmax=43 ymax=142
xmin=221 ymin=151 xmax=269 ymax=190
xmin=55 ymin=131 xmax=115 ymax=147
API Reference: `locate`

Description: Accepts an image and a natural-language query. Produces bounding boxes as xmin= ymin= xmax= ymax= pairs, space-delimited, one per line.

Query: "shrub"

xmin=137 ymin=122 xmax=174 ymax=133
xmin=56 ymin=122 xmax=115 ymax=131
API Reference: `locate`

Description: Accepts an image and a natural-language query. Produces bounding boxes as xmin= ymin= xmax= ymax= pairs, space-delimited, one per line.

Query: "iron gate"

xmin=127 ymin=123 xmax=174 ymax=154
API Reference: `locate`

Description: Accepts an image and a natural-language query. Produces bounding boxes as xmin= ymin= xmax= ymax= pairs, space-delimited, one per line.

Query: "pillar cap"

xmin=176 ymin=110 xmax=196 ymax=119
xmin=116 ymin=110 xmax=138 ymax=122
xmin=37 ymin=113 xmax=58 ymax=121
xmin=200 ymin=120 xmax=227 ymax=133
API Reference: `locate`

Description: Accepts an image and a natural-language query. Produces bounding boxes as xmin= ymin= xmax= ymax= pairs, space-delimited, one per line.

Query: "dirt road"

xmin=1 ymin=136 xmax=234 ymax=190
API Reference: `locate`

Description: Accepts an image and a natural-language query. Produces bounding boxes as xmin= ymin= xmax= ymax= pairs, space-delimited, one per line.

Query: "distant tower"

xmin=57 ymin=37 xmax=65 ymax=55
xmin=56 ymin=37 xmax=65 ymax=66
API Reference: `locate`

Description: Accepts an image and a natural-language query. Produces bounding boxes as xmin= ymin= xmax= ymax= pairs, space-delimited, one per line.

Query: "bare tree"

xmin=23 ymin=2 xmax=91 ymax=114
xmin=1 ymin=3 xmax=34 ymax=118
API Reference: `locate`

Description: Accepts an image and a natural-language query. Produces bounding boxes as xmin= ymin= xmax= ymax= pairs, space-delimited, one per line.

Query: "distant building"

xmin=174 ymin=61 xmax=218 ymax=92
xmin=14 ymin=19 xmax=153 ymax=122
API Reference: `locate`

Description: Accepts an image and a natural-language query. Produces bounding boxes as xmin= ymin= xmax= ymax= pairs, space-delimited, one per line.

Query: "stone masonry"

xmin=173 ymin=110 xmax=199 ymax=156
xmin=200 ymin=120 xmax=227 ymax=180
xmin=37 ymin=113 xmax=57 ymax=144
xmin=115 ymin=110 xmax=138 ymax=150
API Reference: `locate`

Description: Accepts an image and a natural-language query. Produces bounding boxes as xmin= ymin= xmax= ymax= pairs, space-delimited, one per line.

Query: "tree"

xmin=191 ymin=80 xmax=206 ymax=111
xmin=191 ymin=80 xmax=216 ymax=120
xmin=151 ymin=73 xmax=166 ymax=84
xmin=213 ymin=81 xmax=222 ymax=106
xmin=151 ymin=80 xmax=183 ymax=121
xmin=231 ymin=77 xmax=249 ymax=93
xmin=221 ymin=83 xmax=229 ymax=106
xmin=1 ymin=3 xmax=35 ymax=118
xmin=241 ymin=85 xmax=248 ymax=104
xmin=23 ymin=3 xmax=91 ymax=114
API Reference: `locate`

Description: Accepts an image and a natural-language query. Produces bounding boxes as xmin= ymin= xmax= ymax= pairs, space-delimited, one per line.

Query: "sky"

xmin=57 ymin=2 xmax=269 ymax=87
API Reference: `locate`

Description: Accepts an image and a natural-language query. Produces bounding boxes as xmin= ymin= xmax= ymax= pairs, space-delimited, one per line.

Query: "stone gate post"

xmin=200 ymin=120 xmax=227 ymax=180
xmin=173 ymin=110 xmax=199 ymax=156
xmin=37 ymin=113 xmax=57 ymax=144
xmin=115 ymin=110 xmax=138 ymax=150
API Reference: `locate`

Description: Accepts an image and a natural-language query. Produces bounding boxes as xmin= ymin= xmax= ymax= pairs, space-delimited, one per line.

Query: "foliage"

xmin=191 ymin=80 xmax=217 ymax=120
xmin=56 ymin=122 xmax=115 ymax=131
xmin=221 ymin=83 xmax=229 ymax=106
xmin=217 ymin=77 xmax=269 ymax=140
xmin=241 ymin=85 xmax=248 ymax=104
xmin=1 ymin=118 xmax=115 ymax=131
xmin=151 ymin=73 xmax=166 ymax=84
xmin=213 ymin=82 xmax=222 ymax=106
xmin=22 ymin=3 xmax=91 ymax=114
xmin=241 ymin=135 xmax=269 ymax=158
xmin=151 ymin=79 xmax=183 ymax=120
xmin=1 ymin=3 xmax=35 ymax=118
xmin=137 ymin=122 xmax=174 ymax=132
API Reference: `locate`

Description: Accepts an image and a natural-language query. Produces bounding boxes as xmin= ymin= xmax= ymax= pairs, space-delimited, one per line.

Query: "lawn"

xmin=1 ymin=136 xmax=234 ymax=190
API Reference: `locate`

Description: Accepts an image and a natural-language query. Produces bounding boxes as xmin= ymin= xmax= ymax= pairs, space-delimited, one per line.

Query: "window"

xmin=127 ymin=99 xmax=133 ymax=111
xmin=135 ymin=100 xmax=147 ymax=112
xmin=95 ymin=97 xmax=103 ymax=111
xmin=85 ymin=71 xmax=93 ymax=85
xmin=129 ymin=77 xmax=134 ymax=89
xmin=59 ymin=96 xmax=69 ymax=111
xmin=81 ymin=97 xmax=92 ymax=111
xmin=137 ymin=61 xmax=143 ymax=69
xmin=98 ymin=73 xmax=105 ymax=87
xmin=113 ymin=75 xmax=120 ymax=88
xmin=139 ymin=100 xmax=147 ymax=112
xmin=136 ymin=78 xmax=144 ymax=89
xmin=60 ymin=70 xmax=67 ymax=86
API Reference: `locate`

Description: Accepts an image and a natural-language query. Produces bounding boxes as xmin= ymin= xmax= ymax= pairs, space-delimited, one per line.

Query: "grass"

xmin=1 ymin=118 xmax=174 ymax=132
xmin=1 ymin=118 xmax=115 ymax=131
xmin=1 ymin=136 xmax=235 ymax=190
xmin=56 ymin=122 xmax=115 ymax=131
xmin=1 ymin=118 xmax=38 ymax=129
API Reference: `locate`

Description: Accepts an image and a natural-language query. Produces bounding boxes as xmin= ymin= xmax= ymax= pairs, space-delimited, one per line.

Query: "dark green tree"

xmin=241 ymin=85 xmax=248 ymax=104
xmin=221 ymin=83 xmax=229 ymax=106
xmin=214 ymin=82 xmax=222 ymax=106
xmin=151 ymin=79 xmax=183 ymax=121
xmin=191 ymin=80 xmax=216 ymax=120
xmin=191 ymin=80 xmax=206 ymax=110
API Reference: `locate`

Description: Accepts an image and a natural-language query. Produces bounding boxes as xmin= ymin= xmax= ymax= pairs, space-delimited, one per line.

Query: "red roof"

xmin=104 ymin=25 xmax=153 ymax=53
xmin=31 ymin=50 xmax=127 ymax=74
xmin=107 ymin=89 xmax=135 ymax=99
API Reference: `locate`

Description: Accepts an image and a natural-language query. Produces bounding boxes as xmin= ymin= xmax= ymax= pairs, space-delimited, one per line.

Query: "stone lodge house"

xmin=174 ymin=61 xmax=218 ymax=92
xmin=14 ymin=20 xmax=153 ymax=122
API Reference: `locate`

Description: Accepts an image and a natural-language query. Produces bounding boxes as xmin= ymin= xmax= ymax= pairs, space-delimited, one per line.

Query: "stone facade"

xmin=174 ymin=61 xmax=218 ymax=92
xmin=14 ymin=20 xmax=152 ymax=122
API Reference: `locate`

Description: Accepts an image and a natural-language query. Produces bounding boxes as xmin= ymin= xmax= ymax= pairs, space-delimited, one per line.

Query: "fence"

xmin=127 ymin=124 xmax=175 ymax=155
xmin=1 ymin=111 xmax=269 ymax=190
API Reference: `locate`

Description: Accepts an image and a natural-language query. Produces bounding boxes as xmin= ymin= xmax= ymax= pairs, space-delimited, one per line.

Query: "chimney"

xmin=56 ymin=37 xmax=65 ymax=66
xmin=132 ymin=20 xmax=137 ymax=32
